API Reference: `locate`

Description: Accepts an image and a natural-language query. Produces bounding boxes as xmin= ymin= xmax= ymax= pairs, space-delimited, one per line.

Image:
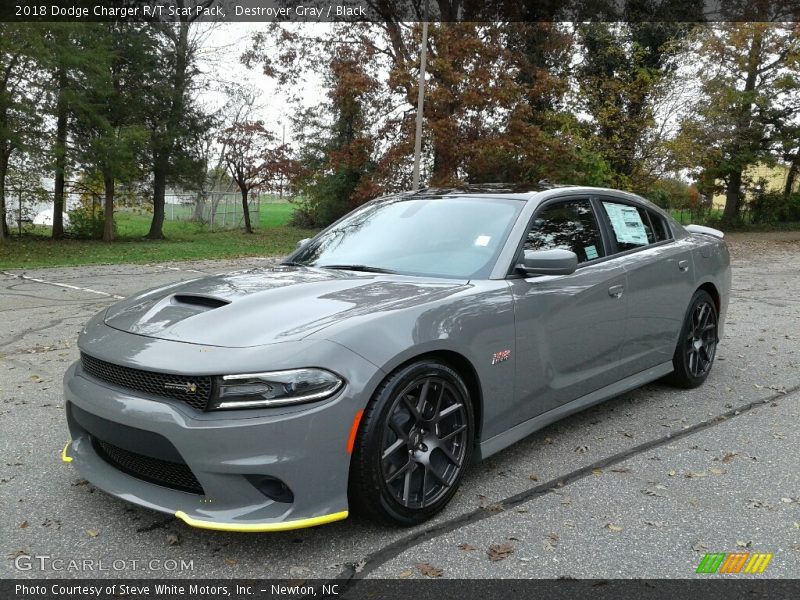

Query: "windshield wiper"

xmin=319 ymin=264 xmax=397 ymax=274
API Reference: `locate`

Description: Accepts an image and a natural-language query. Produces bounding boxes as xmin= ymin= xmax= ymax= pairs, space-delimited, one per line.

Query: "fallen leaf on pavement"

xmin=458 ymin=543 xmax=477 ymax=551
xmin=86 ymin=529 xmax=99 ymax=538
xmin=604 ymin=523 xmax=623 ymax=532
xmin=19 ymin=521 xmax=28 ymax=529
xmin=166 ymin=533 xmax=181 ymax=546
xmin=416 ymin=563 xmax=443 ymax=578
xmin=487 ymin=543 xmax=514 ymax=561
xmin=543 ymin=533 xmax=559 ymax=551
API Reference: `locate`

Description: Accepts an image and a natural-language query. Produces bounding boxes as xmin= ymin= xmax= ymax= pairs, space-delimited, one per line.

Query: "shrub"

xmin=288 ymin=202 xmax=320 ymax=228
xmin=67 ymin=205 xmax=109 ymax=239
xmin=750 ymin=191 xmax=800 ymax=224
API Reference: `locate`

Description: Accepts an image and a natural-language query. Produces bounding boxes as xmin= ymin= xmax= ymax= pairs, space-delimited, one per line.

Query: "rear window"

xmin=601 ymin=201 xmax=671 ymax=252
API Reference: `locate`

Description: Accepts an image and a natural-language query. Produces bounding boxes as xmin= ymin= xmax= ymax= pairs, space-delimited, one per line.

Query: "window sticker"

xmin=603 ymin=202 xmax=648 ymax=245
xmin=475 ymin=235 xmax=491 ymax=247
xmin=585 ymin=245 xmax=599 ymax=260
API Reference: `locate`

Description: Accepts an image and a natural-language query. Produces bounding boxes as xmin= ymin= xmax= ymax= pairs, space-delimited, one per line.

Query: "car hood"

xmin=103 ymin=266 xmax=468 ymax=348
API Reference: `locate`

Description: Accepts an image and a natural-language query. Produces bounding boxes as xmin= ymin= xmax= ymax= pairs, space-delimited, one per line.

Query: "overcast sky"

xmin=197 ymin=23 xmax=326 ymax=144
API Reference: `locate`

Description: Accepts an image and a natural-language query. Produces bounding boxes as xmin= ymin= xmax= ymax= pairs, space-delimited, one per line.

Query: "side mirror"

xmin=295 ymin=238 xmax=311 ymax=250
xmin=516 ymin=249 xmax=578 ymax=276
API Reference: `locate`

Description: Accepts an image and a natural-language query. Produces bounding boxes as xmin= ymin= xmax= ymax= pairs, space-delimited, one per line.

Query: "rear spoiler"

xmin=685 ymin=224 xmax=724 ymax=239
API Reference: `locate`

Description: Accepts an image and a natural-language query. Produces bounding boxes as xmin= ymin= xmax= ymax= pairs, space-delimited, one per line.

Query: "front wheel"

xmin=348 ymin=360 xmax=474 ymax=526
xmin=668 ymin=289 xmax=718 ymax=388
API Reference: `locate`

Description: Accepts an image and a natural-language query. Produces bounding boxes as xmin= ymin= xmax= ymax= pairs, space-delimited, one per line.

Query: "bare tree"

xmin=219 ymin=120 xmax=293 ymax=233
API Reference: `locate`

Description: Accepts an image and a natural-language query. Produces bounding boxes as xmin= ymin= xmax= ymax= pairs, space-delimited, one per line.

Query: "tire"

xmin=667 ymin=289 xmax=719 ymax=389
xmin=348 ymin=360 xmax=474 ymax=526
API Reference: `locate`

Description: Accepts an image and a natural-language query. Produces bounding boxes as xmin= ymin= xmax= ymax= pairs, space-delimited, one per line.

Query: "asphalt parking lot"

xmin=1 ymin=233 xmax=799 ymax=582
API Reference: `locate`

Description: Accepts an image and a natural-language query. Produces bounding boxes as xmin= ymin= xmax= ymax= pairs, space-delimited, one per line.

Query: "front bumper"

xmin=62 ymin=330 xmax=382 ymax=532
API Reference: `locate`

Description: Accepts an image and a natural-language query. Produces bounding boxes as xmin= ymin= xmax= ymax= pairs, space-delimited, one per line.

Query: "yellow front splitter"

xmin=175 ymin=510 xmax=348 ymax=532
xmin=61 ymin=441 xmax=73 ymax=463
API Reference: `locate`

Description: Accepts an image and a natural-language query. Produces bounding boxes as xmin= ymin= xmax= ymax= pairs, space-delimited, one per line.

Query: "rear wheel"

xmin=349 ymin=360 xmax=474 ymax=526
xmin=668 ymin=289 xmax=718 ymax=388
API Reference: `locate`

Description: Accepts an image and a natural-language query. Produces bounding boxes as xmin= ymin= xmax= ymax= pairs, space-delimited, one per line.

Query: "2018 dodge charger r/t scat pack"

xmin=63 ymin=184 xmax=731 ymax=530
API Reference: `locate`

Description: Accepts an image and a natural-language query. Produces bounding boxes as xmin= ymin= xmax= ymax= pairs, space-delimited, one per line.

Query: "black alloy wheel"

xmin=668 ymin=289 xmax=718 ymax=388
xmin=349 ymin=360 xmax=474 ymax=525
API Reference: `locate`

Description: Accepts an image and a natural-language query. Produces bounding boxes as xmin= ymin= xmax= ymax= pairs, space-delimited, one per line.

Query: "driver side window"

xmin=525 ymin=199 xmax=605 ymax=264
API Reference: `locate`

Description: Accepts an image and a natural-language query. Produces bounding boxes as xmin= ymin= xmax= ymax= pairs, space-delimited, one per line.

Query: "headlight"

xmin=209 ymin=368 xmax=344 ymax=410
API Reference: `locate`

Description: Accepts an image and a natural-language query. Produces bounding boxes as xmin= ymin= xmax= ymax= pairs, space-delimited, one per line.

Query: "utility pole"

xmin=279 ymin=122 xmax=286 ymax=199
xmin=411 ymin=1 xmax=429 ymax=191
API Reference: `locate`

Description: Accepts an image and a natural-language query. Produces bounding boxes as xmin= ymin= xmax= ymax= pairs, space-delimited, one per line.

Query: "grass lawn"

xmin=0 ymin=203 xmax=318 ymax=269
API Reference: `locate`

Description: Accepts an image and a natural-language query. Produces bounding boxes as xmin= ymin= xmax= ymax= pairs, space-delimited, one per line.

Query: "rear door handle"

xmin=678 ymin=260 xmax=689 ymax=272
xmin=608 ymin=284 xmax=625 ymax=299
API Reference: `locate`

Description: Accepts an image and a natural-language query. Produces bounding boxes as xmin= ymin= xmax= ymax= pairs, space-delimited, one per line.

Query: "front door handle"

xmin=608 ymin=284 xmax=625 ymax=299
xmin=678 ymin=260 xmax=689 ymax=272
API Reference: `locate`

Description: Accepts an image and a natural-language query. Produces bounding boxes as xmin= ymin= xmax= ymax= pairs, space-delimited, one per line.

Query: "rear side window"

xmin=526 ymin=199 xmax=605 ymax=263
xmin=647 ymin=211 xmax=672 ymax=242
xmin=600 ymin=201 xmax=659 ymax=251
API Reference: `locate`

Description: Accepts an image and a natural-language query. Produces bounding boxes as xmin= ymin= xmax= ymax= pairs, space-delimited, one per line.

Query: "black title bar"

xmin=4 ymin=579 xmax=800 ymax=600
xmin=2 ymin=0 xmax=800 ymax=22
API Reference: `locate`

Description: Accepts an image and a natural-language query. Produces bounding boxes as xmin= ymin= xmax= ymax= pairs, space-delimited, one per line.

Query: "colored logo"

xmin=696 ymin=552 xmax=773 ymax=574
xmin=491 ymin=349 xmax=511 ymax=365
xmin=163 ymin=382 xmax=198 ymax=394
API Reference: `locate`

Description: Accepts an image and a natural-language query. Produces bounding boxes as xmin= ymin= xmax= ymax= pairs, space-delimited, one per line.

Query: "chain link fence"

xmin=163 ymin=191 xmax=263 ymax=231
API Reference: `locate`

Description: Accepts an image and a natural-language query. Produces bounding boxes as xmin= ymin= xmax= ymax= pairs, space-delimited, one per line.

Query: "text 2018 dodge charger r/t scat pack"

xmin=63 ymin=185 xmax=731 ymax=530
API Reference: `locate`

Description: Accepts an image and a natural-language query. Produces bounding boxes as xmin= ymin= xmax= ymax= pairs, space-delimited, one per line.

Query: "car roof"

xmin=402 ymin=182 xmax=652 ymax=204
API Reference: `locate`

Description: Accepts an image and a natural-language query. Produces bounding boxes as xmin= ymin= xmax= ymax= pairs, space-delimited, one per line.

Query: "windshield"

xmin=291 ymin=195 xmax=524 ymax=279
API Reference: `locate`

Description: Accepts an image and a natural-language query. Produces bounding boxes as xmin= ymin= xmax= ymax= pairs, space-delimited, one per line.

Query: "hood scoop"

xmin=172 ymin=294 xmax=230 ymax=310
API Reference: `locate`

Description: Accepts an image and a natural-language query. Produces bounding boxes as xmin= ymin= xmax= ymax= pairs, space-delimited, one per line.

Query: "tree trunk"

xmin=0 ymin=150 xmax=10 ymax=240
xmin=723 ymin=169 xmax=743 ymax=222
xmin=240 ymin=186 xmax=252 ymax=233
xmin=785 ymin=155 xmax=799 ymax=197
xmin=103 ymin=173 xmax=115 ymax=242
xmin=52 ymin=64 xmax=68 ymax=239
xmin=147 ymin=154 xmax=168 ymax=239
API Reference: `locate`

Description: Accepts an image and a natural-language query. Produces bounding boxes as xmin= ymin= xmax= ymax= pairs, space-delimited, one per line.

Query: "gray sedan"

xmin=62 ymin=184 xmax=730 ymax=530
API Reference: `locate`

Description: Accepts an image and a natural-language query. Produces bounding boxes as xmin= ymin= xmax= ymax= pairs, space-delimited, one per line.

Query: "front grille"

xmin=94 ymin=438 xmax=204 ymax=495
xmin=80 ymin=353 xmax=212 ymax=410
